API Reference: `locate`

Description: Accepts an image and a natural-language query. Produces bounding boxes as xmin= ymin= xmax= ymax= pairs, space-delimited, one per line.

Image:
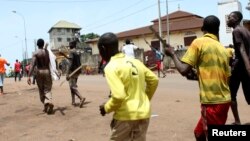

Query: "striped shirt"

xmin=181 ymin=33 xmax=231 ymax=104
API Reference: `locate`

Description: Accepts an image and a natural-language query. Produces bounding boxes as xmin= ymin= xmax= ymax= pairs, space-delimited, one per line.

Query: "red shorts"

xmin=156 ymin=61 xmax=161 ymax=70
xmin=194 ymin=102 xmax=231 ymax=137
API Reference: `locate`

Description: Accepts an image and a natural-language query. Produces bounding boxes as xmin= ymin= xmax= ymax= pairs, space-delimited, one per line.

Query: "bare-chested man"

xmin=227 ymin=11 xmax=250 ymax=125
xmin=27 ymin=38 xmax=54 ymax=115
xmin=59 ymin=40 xmax=85 ymax=107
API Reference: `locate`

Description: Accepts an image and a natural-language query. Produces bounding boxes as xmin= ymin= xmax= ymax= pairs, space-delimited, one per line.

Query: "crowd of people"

xmin=99 ymin=11 xmax=249 ymax=141
xmin=0 ymin=10 xmax=249 ymax=141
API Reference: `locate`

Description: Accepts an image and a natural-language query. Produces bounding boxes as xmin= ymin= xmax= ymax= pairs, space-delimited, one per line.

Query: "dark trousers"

xmin=229 ymin=66 xmax=250 ymax=104
xmin=14 ymin=72 xmax=21 ymax=81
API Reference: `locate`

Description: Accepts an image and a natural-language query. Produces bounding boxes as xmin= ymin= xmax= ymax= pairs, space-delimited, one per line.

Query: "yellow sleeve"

xmin=144 ymin=66 xmax=159 ymax=100
xmin=104 ymin=69 xmax=127 ymax=113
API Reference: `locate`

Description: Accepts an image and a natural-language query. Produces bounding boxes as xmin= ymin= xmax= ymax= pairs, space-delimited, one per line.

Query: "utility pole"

xmin=157 ymin=0 xmax=163 ymax=52
xmin=166 ymin=0 xmax=170 ymax=44
xmin=12 ymin=10 xmax=28 ymax=66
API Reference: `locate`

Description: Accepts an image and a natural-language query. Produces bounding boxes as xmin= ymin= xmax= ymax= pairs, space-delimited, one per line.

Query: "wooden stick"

xmin=149 ymin=26 xmax=169 ymax=48
xmin=142 ymin=34 xmax=155 ymax=50
xmin=59 ymin=64 xmax=83 ymax=86
xmin=68 ymin=64 xmax=83 ymax=78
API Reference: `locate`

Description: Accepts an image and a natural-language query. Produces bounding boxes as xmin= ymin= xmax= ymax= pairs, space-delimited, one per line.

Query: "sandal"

xmin=47 ymin=103 xmax=54 ymax=115
xmin=79 ymin=98 xmax=86 ymax=108
xmin=43 ymin=103 xmax=49 ymax=113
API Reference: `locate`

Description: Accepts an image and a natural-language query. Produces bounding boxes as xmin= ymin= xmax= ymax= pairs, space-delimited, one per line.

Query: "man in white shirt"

xmin=122 ymin=39 xmax=138 ymax=58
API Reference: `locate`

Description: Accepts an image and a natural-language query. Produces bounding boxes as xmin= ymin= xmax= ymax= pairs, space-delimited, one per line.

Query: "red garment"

xmin=156 ymin=60 xmax=161 ymax=70
xmin=14 ymin=62 xmax=21 ymax=73
xmin=194 ymin=102 xmax=231 ymax=137
xmin=102 ymin=59 xmax=106 ymax=65
xmin=25 ymin=65 xmax=30 ymax=72
xmin=0 ymin=57 xmax=7 ymax=73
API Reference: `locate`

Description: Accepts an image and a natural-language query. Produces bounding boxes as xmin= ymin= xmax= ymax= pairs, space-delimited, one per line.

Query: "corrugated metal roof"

xmin=48 ymin=20 xmax=81 ymax=33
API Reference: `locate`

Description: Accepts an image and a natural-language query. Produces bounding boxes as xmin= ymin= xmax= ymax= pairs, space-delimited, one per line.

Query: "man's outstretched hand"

xmin=66 ymin=75 xmax=70 ymax=81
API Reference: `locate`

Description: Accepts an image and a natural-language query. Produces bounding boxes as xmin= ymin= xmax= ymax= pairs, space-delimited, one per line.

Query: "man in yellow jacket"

xmin=98 ymin=32 xmax=159 ymax=141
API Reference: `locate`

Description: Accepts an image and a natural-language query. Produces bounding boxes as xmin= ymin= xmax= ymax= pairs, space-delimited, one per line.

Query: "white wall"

xmin=218 ymin=0 xmax=242 ymax=46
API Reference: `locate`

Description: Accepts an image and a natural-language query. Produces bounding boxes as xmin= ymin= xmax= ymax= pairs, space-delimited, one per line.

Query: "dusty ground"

xmin=0 ymin=73 xmax=249 ymax=141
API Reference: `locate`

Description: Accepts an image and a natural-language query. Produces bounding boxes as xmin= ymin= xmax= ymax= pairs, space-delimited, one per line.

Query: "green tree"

xmin=80 ymin=33 xmax=100 ymax=42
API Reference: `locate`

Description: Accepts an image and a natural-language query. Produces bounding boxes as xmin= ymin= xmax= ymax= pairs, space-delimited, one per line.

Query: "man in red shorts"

xmin=164 ymin=15 xmax=231 ymax=141
xmin=152 ymin=47 xmax=166 ymax=78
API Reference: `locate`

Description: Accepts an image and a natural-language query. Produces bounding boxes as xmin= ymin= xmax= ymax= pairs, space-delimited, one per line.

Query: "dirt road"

xmin=0 ymin=73 xmax=249 ymax=141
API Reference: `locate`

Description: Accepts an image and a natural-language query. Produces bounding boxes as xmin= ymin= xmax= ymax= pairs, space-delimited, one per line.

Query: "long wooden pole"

xmin=59 ymin=64 xmax=83 ymax=86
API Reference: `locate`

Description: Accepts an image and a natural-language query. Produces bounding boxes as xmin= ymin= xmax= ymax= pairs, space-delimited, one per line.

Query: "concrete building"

xmin=48 ymin=20 xmax=81 ymax=50
xmin=47 ymin=20 xmax=82 ymax=74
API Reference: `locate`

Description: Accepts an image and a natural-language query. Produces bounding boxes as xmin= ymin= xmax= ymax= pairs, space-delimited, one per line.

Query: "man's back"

xmin=0 ymin=58 xmax=7 ymax=73
xmin=34 ymin=49 xmax=50 ymax=70
xmin=104 ymin=53 xmax=158 ymax=120
xmin=14 ymin=62 xmax=21 ymax=72
xmin=181 ymin=33 xmax=231 ymax=104
xmin=122 ymin=44 xmax=138 ymax=58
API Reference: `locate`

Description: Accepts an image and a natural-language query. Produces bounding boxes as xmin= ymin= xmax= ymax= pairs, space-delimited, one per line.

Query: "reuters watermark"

xmin=208 ymin=125 xmax=250 ymax=140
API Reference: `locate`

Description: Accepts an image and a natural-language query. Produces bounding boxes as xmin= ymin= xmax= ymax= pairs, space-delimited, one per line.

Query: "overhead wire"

xmin=85 ymin=0 xmax=146 ymax=28
xmin=84 ymin=3 xmax=158 ymax=32
xmin=3 ymin=0 xmax=114 ymax=3
xmin=84 ymin=0 xmax=183 ymax=32
xmin=5 ymin=0 xmax=183 ymax=33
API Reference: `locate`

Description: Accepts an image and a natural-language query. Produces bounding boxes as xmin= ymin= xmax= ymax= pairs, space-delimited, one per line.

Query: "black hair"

xmin=125 ymin=39 xmax=131 ymax=44
xmin=231 ymin=11 xmax=243 ymax=22
xmin=69 ymin=40 xmax=77 ymax=49
xmin=98 ymin=32 xmax=118 ymax=49
xmin=37 ymin=38 xmax=44 ymax=48
xmin=98 ymin=32 xmax=118 ymax=61
xmin=201 ymin=15 xmax=220 ymax=35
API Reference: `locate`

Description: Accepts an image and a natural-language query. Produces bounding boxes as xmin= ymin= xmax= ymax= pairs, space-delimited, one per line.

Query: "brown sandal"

xmin=79 ymin=98 xmax=86 ymax=108
xmin=47 ymin=103 xmax=54 ymax=115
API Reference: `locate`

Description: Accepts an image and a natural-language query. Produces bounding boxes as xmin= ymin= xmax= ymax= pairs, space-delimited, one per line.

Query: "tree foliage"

xmin=80 ymin=33 xmax=100 ymax=42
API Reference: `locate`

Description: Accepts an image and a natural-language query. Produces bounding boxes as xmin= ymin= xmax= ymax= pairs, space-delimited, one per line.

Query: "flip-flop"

xmin=47 ymin=103 xmax=54 ymax=115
